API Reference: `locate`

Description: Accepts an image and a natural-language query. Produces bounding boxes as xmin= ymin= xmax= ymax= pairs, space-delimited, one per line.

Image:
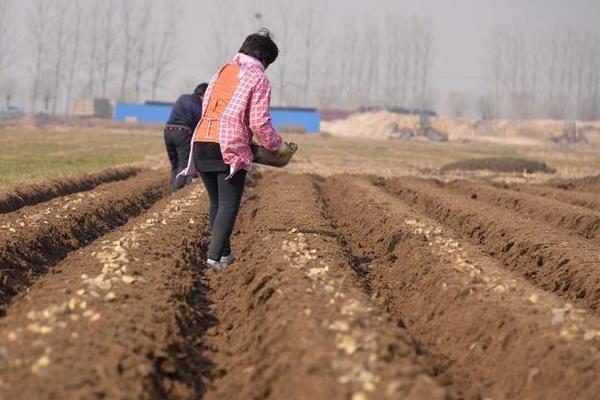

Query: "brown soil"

xmin=443 ymin=179 xmax=600 ymax=243
xmin=0 ymin=170 xmax=169 ymax=314
xmin=0 ymin=184 xmax=212 ymax=399
xmin=440 ymin=158 xmax=556 ymax=174
xmin=379 ymin=177 xmax=600 ymax=314
xmin=200 ymin=172 xmax=446 ymax=400
xmin=320 ymin=175 xmax=600 ymax=400
xmin=546 ymin=175 xmax=600 ymax=193
xmin=1 ymin=170 xmax=600 ymax=399
xmin=493 ymin=182 xmax=600 ymax=213
xmin=0 ymin=165 xmax=141 ymax=214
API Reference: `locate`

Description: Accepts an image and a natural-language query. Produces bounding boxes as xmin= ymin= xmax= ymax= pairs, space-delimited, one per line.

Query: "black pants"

xmin=199 ymin=170 xmax=247 ymax=261
xmin=164 ymin=128 xmax=192 ymax=192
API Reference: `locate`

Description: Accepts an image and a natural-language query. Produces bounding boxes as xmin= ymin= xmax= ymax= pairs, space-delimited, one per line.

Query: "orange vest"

xmin=193 ymin=63 xmax=241 ymax=143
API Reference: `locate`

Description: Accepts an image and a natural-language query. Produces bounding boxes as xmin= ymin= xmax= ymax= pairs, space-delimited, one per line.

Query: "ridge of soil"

xmin=492 ymin=182 xmax=600 ymax=213
xmin=320 ymin=175 xmax=600 ymax=400
xmin=0 ymin=165 xmax=142 ymax=214
xmin=547 ymin=175 xmax=600 ymax=193
xmin=379 ymin=176 xmax=600 ymax=314
xmin=444 ymin=179 xmax=600 ymax=243
xmin=0 ymin=170 xmax=169 ymax=313
xmin=0 ymin=184 xmax=213 ymax=399
xmin=200 ymin=171 xmax=448 ymax=400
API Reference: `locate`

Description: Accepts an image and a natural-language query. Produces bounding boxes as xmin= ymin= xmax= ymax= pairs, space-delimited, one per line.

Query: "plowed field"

xmin=1 ymin=169 xmax=599 ymax=400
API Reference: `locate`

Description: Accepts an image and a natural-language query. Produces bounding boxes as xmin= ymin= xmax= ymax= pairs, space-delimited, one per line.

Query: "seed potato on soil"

xmin=0 ymin=170 xmax=169 ymax=314
xmin=200 ymin=172 xmax=447 ymax=400
xmin=0 ymin=184 xmax=212 ymax=399
xmin=320 ymin=175 xmax=600 ymax=400
xmin=0 ymin=165 xmax=141 ymax=214
xmin=1 ymin=164 xmax=599 ymax=399
xmin=380 ymin=176 xmax=600 ymax=315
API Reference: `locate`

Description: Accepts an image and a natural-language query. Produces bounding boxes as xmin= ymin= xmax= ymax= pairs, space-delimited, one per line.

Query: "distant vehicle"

xmin=0 ymin=105 xmax=25 ymax=120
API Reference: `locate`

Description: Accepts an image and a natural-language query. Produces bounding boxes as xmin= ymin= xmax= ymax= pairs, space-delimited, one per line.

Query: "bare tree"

xmin=118 ymin=1 xmax=138 ymax=102
xmin=0 ymin=77 xmax=15 ymax=108
xmin=148 ymin=2 xmax=181 ymax=100
xmin=84 ymin=0 xmax=100 ymax=97
xmin=64 ymin=0 xmax=83 ymax=115
xmin=296 ymin=1 xmax=326 ymax=107
xmin=269 ymin=0 xmax=296 ymax=106
xmin=448 ymin=91 xmax=471 ymax=117
xmin=131 ymin=5 xmax=152 ymax=102
xmin=364 ymin=21 xmax=381 ymax=107
xmin=208 ymin=0 xmax=243 ymax=72
xmin=406 ymin=16 xmax=435 ymax=109
xmin=29 ymin=0 xmax=51 ymax=113
xmin=0 ymin=0 xmax=13 ymax=83
xmin=477 ymin=95 xmax=494 ymax=120
xmin=40 ymin=70 xmax=53 ymax=113
xmin=50 ymin=0 xmax=69 ymax=115
xmin=418 ymin=18 xmax=434 ymax=109
xmin=98 ymin=0 xmax=116 ymax=98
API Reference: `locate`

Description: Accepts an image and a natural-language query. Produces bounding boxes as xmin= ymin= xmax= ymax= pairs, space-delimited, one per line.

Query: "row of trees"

xmin=2 ymin=0 xmax=599 ymax=120
xmin=482 ymin=24 xmax=600 ymax=120
xmin=0 ymin=0 xmax=180 ymax=114
xmin=237 ymin=1 xmax=435 ymax=109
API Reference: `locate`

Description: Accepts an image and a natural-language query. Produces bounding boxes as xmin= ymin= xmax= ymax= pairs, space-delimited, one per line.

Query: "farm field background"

xmin=2 ymin=122 xmax=599 ymax=188
xmin=1 ymin=120 xmax=600 ymax=399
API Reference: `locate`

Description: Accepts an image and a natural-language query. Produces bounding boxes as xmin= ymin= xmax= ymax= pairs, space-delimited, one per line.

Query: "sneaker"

xmin=220 ymin=253 xmax=236 ymax=265
xmin=206 ymin=258 xmax=224 ymax=271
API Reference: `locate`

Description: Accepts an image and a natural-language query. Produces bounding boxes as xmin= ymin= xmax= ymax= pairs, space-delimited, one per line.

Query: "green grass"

xmin=0 ymin=129 xmax=165 ymax=187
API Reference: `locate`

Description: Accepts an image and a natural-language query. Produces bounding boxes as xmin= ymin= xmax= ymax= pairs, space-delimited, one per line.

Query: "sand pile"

xmin=323 ymin=112 xmax=600 ymax=146
xmin=321 ymin=111 xmax=420 ymax=140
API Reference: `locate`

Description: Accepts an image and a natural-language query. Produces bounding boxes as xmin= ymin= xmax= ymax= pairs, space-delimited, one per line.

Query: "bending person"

xmin=179 ymin=29 xmax=283 ymax=270
xmin=164 ymin=83 xmax=208 ymax=192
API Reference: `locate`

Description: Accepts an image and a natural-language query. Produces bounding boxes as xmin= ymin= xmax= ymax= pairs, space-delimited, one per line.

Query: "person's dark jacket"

xmin=166 ymin=94 xmax=203 ymax=131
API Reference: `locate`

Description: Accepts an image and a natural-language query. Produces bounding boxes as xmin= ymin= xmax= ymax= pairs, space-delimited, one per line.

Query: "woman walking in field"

xmin=179 ymin=29 xmax=285 ymax=270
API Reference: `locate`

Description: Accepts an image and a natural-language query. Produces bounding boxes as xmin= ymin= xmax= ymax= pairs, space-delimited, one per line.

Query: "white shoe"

xmin=220 ymin=253 xmax=236 ymax=265
xmin=206 ymin=258 xmax=224 ymax=271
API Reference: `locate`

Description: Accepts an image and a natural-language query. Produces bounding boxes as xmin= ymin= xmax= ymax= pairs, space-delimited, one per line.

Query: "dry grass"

xmin=0 ymin=123 xmax=597 ymax=188
xmin=0 ymin=128 xmax=165 ymax=187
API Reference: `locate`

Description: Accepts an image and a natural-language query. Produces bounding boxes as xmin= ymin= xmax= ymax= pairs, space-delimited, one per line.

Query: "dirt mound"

xmin=440 ymin=157 xmax=556 ymax=174
xmin=321 ymin=111 xmax=420 ymax=140
xmin=0 ymin=165 xmax=141 ymax=214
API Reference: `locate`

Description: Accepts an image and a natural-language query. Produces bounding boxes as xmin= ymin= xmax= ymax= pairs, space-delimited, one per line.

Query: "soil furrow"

xmin=320 ymin=175 xmax=600 ymax=400
xmin=379 ymin=176 xmax=600 ymax=314
xmin=0 ymin=184 xmax=213 ymax=399
xmin=443 ymin=179 xmax=600 ymax=243
xmin=201 ymin=171 xmax=447 ymax=400
xmin=499 ymin=183 xmax=600 ymax=213
xmin=546 ymin=175 xmax=600 ymax=194
xmin=0 ymin=165 xmax=141 ymax=214
xmin=0 ymin=170 xmax=169 ymax=314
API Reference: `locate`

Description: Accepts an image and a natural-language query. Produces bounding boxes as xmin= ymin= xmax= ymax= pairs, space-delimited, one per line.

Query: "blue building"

xmin=115 ymin=102 xmax=320 ymax=133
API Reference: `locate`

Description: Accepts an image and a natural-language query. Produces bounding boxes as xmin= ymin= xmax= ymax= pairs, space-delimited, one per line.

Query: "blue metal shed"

xmin=114 ymin=103 xmax=320 ymax=133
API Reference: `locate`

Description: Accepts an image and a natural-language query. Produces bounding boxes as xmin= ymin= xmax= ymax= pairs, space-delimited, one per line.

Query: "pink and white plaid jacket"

xmin=180 ymin=53 xmax=283 ymax=177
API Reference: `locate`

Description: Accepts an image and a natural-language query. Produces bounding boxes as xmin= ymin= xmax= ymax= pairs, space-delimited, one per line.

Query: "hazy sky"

xmin=9 ymin=0 xmax=600 ymax=113
xmin=179 ymin=0 xmax=600 ymax=98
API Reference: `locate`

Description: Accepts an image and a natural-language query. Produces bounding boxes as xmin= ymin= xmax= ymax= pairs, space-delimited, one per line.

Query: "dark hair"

xmin=239 ymin=28 xmax=279 ymax=68
xmin=194 ymin=83 xmax=208 ymax=97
